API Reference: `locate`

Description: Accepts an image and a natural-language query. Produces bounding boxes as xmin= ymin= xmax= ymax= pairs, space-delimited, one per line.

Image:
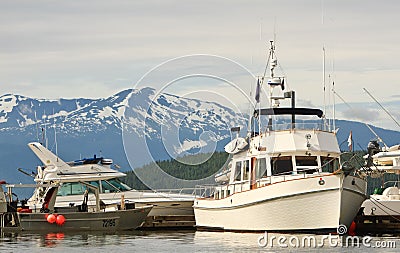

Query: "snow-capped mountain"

xmin=0 ymin=87 xmax=246 ymax=183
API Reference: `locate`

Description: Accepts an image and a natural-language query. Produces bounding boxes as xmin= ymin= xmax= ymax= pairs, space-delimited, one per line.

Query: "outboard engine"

xmin=366 ymin=140 xmax=381 ymax=167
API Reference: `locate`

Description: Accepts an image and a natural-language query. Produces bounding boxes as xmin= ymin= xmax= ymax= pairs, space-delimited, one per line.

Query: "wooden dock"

xmin=141 ymin=215 xmax=195 ymax=229
xmin=355 ymin=214 xmax=400 ymax=235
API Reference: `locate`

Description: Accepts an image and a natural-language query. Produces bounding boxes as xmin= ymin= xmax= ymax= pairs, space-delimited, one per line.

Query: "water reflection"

xmin=0 ymin=230 xmax=398 ymax=252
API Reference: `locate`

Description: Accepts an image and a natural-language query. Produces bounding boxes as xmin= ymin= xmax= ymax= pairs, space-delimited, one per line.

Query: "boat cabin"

xmin=212 ymin=152 xmax=340 ymax=200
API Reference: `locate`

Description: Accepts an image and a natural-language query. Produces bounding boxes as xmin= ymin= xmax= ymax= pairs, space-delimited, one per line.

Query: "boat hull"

xmin=361 ymin=199 xmax=400 ymax=216
xmin=194 ymin=174 xmax=366 ymax=232
xmin=17 ymin=206 xmax=152 ymax=232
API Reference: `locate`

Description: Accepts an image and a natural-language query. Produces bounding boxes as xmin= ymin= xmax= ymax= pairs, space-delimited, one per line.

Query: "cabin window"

xmin=87 ymin=181 xmax=100 ymax=194
xmin=321 ymin=157 xmax=339 ymax=173
xmin=57 ymin=182 xmax=86 ymax=196
xmin=107 ymin=179 xmax=132 ymax=191
xmin=100 ymin=179 xmax=131 ymax=193
xmin=296 ymin=156 xmax=318 ymax=174
xmin=214 ymin=191 xmax=219 ymax=199
xmin=243 ymin=160 xmax=250 ymax=180
xmin=255 ymin=158 xmax=267 ymax=178
xmin=271 ymin=156 xmax=293 ymax=176
xmin=101 ymin=180 xmax=119 ymax=193
xmin=234 ymin=161 xmax=242 ymax=181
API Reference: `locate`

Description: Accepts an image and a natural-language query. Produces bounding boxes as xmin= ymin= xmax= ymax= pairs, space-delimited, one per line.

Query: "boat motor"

xmin=341 ymin=161 xmax=354 ymax=176
xmin=366 ymin=140 xmax=381 ymax=167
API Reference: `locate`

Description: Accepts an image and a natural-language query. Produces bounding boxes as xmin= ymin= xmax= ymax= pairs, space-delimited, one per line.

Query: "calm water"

xmin=0 ymin=230 xmax=398 ymax=252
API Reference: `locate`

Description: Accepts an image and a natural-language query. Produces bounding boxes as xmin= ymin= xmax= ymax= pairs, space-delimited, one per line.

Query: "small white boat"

xmin=360 ymin=142 xmax=400 ymax=216
xmin=214 ymin=168 xmax=231 ymax=184
xmin=224 ymin=138 xmax=248 ymax=154
xmin=25 ymin=142 xmax=194 ymax=219
xmin=1 ymin=181 xmax=152 ymax=232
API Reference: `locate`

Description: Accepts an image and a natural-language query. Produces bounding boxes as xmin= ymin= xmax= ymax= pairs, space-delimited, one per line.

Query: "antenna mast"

xmin=53 ymin=108 xmax=58 ymax=160
xmin=322 ymin=46 xmax=327 ymax=130
xmin=332 ymin=81 xmax=336 ymax=131
xmin=363 ymin=88 xmax=400 ymax=129
xmin=333 ymin=90 xmax=388 ymax=149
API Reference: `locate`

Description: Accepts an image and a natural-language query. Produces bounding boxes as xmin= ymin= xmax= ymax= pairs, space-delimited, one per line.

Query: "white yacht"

xmin=193 ymin=41 xmax=367 ymax=232
xmin=360 ymin=142 xmax=400 ymax=216
xmin=26 ymin=142 xmax=195 ymax=218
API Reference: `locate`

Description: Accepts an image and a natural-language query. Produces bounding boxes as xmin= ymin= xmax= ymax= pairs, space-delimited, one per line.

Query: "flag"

xmin=347 ymin=131 xmax=353 ymax=152
xmin=255 ymin=78 xmax=260 ymax=103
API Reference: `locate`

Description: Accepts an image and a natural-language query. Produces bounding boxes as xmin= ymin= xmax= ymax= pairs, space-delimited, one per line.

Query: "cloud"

xmin=341 ymin=107 xmax=380 ymax=122
xmin=296 ymin=99 xmax=315 ymax=108
xmin=1 ymin=0 xmax=400 ymax=132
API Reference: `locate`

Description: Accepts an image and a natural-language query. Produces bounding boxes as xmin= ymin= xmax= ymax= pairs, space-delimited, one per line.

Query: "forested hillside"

xmin=122 ymin=150 xmax=392 ymax=196
xmin=122 ymin=151 xmax=230 ymax=190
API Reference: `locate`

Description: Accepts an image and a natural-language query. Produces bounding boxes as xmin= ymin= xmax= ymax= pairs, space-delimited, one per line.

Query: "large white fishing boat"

xmin=25 ymin=142 xmax=195 ymax=220
xmin=193 ymin=41 xmax=367 ymax=232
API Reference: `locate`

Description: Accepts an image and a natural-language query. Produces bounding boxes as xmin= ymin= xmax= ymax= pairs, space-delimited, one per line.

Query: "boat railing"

xmin=194 ymin=185 xmax=217 ymax=198
xmin=383 ymin=180 xmax=399 ymax=187
xmin=208 ymin=169 xmax=328 ymax=199
xmin=138 ymin=188 xmax=200 ymax=197
xmin=265 ymin=122 xmax=328 ymax=132
xmin=197 ymin=166 xmax=344 ymax=200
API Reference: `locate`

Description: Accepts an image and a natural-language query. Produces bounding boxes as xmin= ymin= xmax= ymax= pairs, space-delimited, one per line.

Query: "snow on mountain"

xmin=0 ymin=87 xmax=245 ymax=182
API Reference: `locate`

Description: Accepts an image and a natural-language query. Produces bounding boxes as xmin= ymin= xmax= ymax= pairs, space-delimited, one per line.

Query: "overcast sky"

xmin=1 ymin=0 xmax=399 ymax=130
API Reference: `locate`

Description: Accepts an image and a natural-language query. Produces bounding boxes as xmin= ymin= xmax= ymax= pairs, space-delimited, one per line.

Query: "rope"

xmin=368 ymin=196 xmax=400 ymax=222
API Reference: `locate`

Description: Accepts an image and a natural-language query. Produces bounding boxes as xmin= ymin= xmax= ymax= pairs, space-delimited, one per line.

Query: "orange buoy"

xmin=56 ymin=233 xmax=65 ymax=239
xmin=47 ymin=214 xmax=56 ymax=224
xmin=56 ymin=215 xmax=66 ymax=226
xmin=46 ymin=233 xmax=57 ymax=239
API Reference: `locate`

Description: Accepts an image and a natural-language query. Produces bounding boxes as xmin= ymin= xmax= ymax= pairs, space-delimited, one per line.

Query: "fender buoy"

xmin=56 ymin=215 xmax=66 ymax=226
xmin=349 ymin=221 xmax=356 ymax=236
xmin=47 ymin=214 xmax=56 ymax=224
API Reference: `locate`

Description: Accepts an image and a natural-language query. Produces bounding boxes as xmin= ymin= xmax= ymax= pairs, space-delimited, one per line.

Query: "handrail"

xmin=383 ymin=180 xmax=399 ymax=187
xmin=261 ymin=122 xmax=327 ymax=132
xmin=139 ymin=187 xmax=199 ymax=196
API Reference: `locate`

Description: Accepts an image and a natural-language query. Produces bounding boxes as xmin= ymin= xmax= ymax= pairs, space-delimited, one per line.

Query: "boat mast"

xmin=261 ymin=40 xmax=288 ymax=129
xmin=332 ymin=80 xmax=336 ymax=131
xmin=268 ymin=41 xmax=276 ymax=129
xmin=334 ymin=90 xmax=389 ymax=149
xmin=322 ymin=46 xmax=328 ymax=131
xmin=363 ymin=88 xmax=400 ymax=130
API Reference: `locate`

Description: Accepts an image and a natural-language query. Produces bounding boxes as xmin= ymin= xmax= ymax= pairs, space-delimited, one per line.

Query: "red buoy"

xmin=56 ymin=215 xmax=66 ymax=226
xmin=56 ymin=233 xmax=65 ymax=239
xmin=47 ymin=214 xmax=56 ymax=224
xmin=349 ymin=221 xmax=357 ymax=236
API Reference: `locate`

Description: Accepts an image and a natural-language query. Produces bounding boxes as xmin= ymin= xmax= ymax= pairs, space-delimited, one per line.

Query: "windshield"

xmin=57 ymin=179 xmax=131 ymax=196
